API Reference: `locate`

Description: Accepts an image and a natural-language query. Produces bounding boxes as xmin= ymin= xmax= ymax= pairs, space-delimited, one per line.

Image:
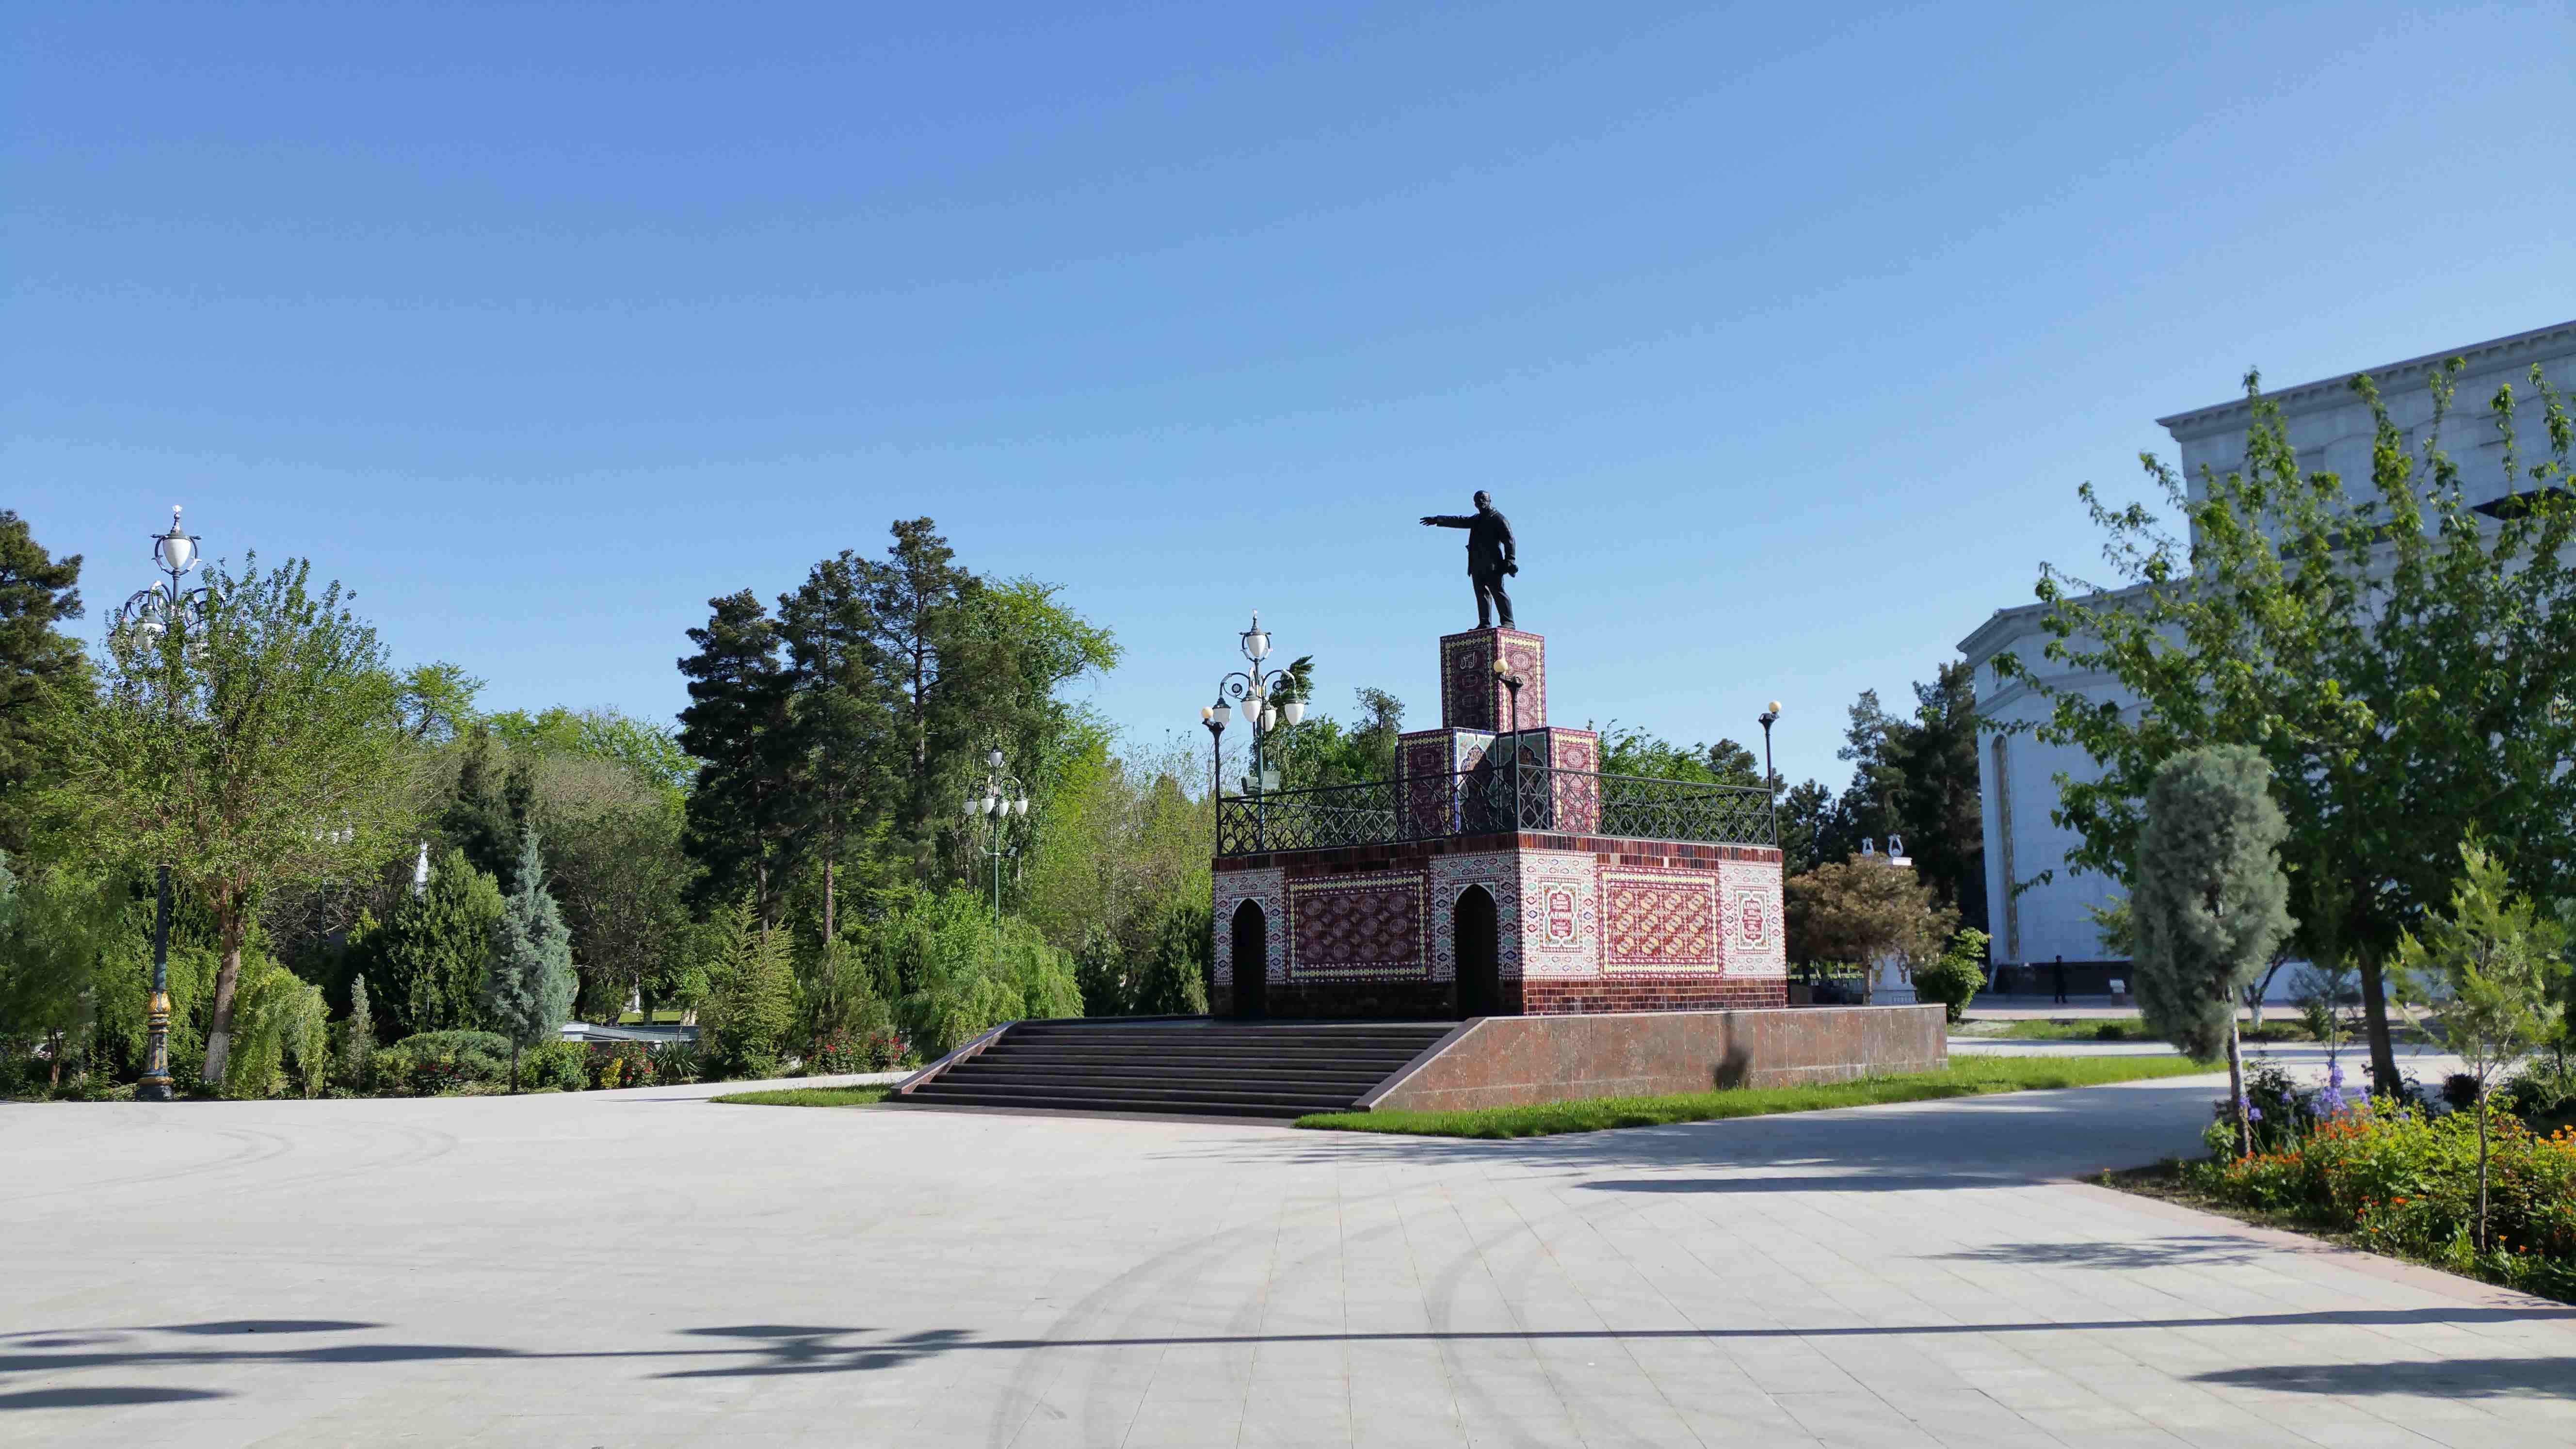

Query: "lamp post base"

xmin=136 ymin=1077 xmax=175 ymax=1103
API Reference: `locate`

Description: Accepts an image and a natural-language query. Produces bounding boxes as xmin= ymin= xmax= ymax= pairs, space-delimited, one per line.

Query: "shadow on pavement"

xmin=0 ymin=1385 xmax=230 ymax=1410
xmin=1929 ymin=1235 xmax=2268 ymax=1270
xmin=2193 ymin=1357 xmax=2576 ymax=1399
xmin=1584 ymin=1173 xmax=2019 ymax=1194
xmin=9 ymin=1306 xmax=2575 ymax=1391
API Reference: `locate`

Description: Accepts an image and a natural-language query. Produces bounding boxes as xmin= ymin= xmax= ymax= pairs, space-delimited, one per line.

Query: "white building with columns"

xmin=1959 ymin=320 xmax=2576 ymax=992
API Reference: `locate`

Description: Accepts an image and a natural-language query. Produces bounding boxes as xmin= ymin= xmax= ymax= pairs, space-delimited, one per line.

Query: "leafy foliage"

xmin=2000 ymin=361 xmax=2576 ymax=1094
xmin=2398 ymin=838 xmax=2571 ymax=1247
xmin=53 ymin=553 xmax=414 ymax=1083
xmin=1784 ymin=857 xmax=1956 ymax=970
xmin=1912 ymin=928 xmax=1991 ymax=1023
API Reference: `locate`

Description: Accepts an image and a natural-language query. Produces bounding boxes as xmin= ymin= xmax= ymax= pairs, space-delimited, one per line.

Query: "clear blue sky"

xmin=9 ymin=2 xmax=2572 ymax=791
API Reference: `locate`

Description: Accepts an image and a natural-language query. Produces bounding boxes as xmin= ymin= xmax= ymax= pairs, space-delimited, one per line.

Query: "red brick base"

xmin=1519 ymin=978 xmax=1786 ymax=1014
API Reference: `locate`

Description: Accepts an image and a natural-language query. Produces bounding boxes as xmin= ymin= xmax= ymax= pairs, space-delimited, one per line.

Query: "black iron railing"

xmin=1215 ymin=765 xmax=1774 ymax=856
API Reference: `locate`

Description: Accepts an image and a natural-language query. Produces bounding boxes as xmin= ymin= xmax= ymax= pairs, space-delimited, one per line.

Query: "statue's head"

xmin=1473 ymin=490 xmax=1492 ymax=511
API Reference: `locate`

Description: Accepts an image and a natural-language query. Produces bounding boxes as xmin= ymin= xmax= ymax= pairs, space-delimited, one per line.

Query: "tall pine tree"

xmin=678 ymin=590 xmax=806 ymax=923
xmin=0 ymin=512 xmax=88 ymax=854
xmin=778 ymin=553 xmax=888 ymax=941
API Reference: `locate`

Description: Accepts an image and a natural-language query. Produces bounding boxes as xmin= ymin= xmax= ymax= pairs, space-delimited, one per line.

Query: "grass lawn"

xmin=708 ymin=1085 xmax=892 ymax=1108
xmin=1295 ymin=1053 xmax=2217 ymax=1138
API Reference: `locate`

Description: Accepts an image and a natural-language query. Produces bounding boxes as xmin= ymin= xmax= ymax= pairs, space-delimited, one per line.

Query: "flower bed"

xmin=2176 ymin=1063 xmax=2576 ymax=1302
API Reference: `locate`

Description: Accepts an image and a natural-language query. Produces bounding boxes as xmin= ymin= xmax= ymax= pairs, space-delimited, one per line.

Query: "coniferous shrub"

xmin=366 ymin=849 xmax=506 ymax=1038
xmin=483 ymin=827 xmax=576 ymax=1090
xmin=340 ymin=973 xmax=376 ymax=1090
xmin=699 ymin=898 xmax=795 ymax=1079
xmin=2133 ymin=745 xmax=2296 ymax=1156
xmin=370 ymin=1029 xmax=514 ymax=1094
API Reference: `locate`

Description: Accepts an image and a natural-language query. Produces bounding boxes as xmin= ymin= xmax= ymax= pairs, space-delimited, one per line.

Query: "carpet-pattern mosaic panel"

xmin=1429 ymin=851 xmax=1519 ymax=982
xmin=1440 ymin=630 xmax=1546 ymax=732
xmin=1517 ymin=850 xmax=1601 ymax=978
xmin=1718 ymin=858 xmax=1788 ymax=978
xmin=1603 ymin=867 xmax=1721 ymax=971
xmin=1399 ymin=731 xmax=1493 ymax=837
xmin=1212 ymin=868 xmax=1287 ymax=986
xmin=1288 ymin=869 xmax=1429 ymax=980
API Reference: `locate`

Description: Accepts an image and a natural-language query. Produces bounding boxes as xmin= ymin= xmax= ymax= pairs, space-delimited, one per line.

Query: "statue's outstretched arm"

xmin=1421 ymin=515 xmax=1470 ymax=528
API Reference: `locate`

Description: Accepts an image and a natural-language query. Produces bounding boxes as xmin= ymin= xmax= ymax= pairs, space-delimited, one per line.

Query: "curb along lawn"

xmin=1295 ymin=1054 xmax=2216 ymax=1138
xmin=708 ymin=1085 xmax=893 ymax=1108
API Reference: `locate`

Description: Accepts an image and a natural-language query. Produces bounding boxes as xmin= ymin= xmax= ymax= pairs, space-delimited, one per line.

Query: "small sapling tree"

xmin=2397 ymin=839 xmax=2570 ymax=1251
xmin=483 ymin=827 xmax=574 ymax=1091
xmin=2132 ymin=745 xmax=2295 ymax=1158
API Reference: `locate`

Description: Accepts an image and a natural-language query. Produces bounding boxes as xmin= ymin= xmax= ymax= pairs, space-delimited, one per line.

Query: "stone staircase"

xmin=896 ymin=1020 xmax=1456 ymax=1119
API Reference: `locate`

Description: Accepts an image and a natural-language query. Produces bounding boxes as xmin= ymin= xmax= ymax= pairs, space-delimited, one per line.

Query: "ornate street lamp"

xmin=1491 ymin=657 xmax=1526 ymax=830
xmin=1212 ymin=611 xmax=1304 ymax=853
xmin=1218 ymin=610 xmax=1308 ymax=790
xmin=108 ymin=506 xmax=207 ymax=1104
xmin=1758 ymin=701 xmax=1783 ymax=846
xmin=960 ymin=744 xmax=1029 ymax=923
xmin=1198 ymin=701 xmax=1227 ymax=850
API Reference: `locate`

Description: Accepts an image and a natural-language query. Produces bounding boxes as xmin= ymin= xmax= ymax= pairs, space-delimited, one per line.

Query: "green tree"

xmin=1775 ymin=779 xmax=1836 ymax=877
xmin=2397 ymin=838 xmax=2571 ymax=1249
xmin=1594 ymin=726 xmax=1763 ymax=787
xmin=396 ymin=661 xmax=484 ymax=745
xmin=485 ymin=705 xmax=692 ymax=803
xmin=221 ymin=953 xmax=327 ymax=1099
xmin=53 ymin=555 xmax=414 ymax=1084
xmin=2132 ymin=745 xmax=2296 ymax=1158
xmin=777 ymin=552 xmax=890 ymax=940
xmin=538 ymin=773 xmax=692 ymax=1023
xmin=438 ymin=725 xmax=536 ymax=892
xmin=1784 ymin=857 xmax=1956 ymax=975
xmin=699 ymin=897 xmax=796 ymax=1078
xmin=1885 ymin=662 xmax=1986 ymax=933
xmin=370 ymin=848 xmax=505 ymax=1038
xmin=0 ymin=512 xmax=88 ymax=854
xmin=678 ymin=590 xmax=805 ymax=923
xmin=342 ymin=972 xmax=376 ymax=1089
xmin=1130 ymin=883 xmax=1212 ymax=1016
xmin=484 ymin=827 xmax=575 ymax=1090
xmin=2001 ymin=363 xmax=2576 ymax=1095
xmin=0 ymin=855 xmax=126 ymax=1091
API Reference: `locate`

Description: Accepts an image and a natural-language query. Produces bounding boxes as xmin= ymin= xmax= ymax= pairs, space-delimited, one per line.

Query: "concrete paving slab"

xmin=7 ymin=1067 xmax=2574 ymax=1447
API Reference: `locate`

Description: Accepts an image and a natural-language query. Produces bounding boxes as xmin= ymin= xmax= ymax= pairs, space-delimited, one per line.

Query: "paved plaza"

xmin=5 ymin=1069 xmax=2571 ymax=1448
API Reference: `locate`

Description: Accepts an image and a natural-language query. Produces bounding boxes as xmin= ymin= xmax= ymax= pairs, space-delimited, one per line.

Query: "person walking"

xmin=2050 ymin=953 xmax=2068 ymax=1005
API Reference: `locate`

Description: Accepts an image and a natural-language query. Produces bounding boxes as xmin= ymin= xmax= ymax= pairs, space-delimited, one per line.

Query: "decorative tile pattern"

xmin=1602 ymin=867 xmax=1722 ymax=971
xmin=1429 ymin=851 xmax=1520 ymax=982
xmin=1719 ymin=858 xmax=1788 ymax=978
xmin=1517 ymin=850 xmax=1600 ymax=979
xmin=1439 ymin=629 xmax=1546 ymax=732
xmin=1212 ymin=868 xmax=1287 ymax=986
xmin=1288 ymin=869 xmax=1429 ymax=980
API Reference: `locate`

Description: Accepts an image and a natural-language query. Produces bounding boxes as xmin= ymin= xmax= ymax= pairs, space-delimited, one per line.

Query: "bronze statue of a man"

xmin=1420 ymin=490 xmax=1517 ymax=629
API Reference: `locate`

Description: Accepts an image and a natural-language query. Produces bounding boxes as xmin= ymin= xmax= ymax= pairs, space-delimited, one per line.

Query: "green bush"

xmin=370 ymin=1029 xmax=514 ymax=1095
xmin=847 ymin=889 xmax=1081 ymax=1058
xmin=520 ymin=1039 xmax=588 ymax=1092
xmin=222 ymin=955 xmax=330 ymax=1100
xmin=1911 ymin=929 xmax=1990 ymax=1024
